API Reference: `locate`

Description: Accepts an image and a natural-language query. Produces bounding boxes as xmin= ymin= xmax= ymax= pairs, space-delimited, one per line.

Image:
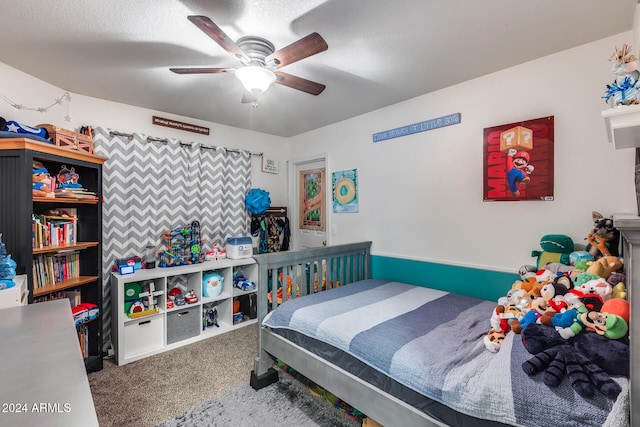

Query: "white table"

xmin=0 ymin=299 xmax=99 ymax=426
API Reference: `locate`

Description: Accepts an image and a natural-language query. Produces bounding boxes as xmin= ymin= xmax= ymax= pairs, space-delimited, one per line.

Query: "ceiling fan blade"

xmin=266 ymin=33 xmax=328 ymax=69
xmin=170 ymin=67 xmax=231 ymax=74
xmin=187 ymin=15 xmax=250 ymax=64
xmin=274 ymin=71 xmax=326 ymax=95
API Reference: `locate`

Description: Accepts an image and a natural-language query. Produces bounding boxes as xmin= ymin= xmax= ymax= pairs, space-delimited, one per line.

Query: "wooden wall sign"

xmin=152 ymin=116 xmax=210 ymax=135
xmin=372 ymin=113 xmax=461 ymax=142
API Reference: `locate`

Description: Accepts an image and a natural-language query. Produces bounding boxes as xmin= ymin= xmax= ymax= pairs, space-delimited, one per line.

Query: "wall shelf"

xmin=601 ymin=104 xmax=640 ymax=149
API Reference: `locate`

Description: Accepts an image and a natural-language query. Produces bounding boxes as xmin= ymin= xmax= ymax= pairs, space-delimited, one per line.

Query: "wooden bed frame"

xmin=250 ymin=220 xmax=640 ymax=426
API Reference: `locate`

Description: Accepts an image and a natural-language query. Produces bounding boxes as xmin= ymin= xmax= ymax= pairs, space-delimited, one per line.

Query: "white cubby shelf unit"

xmin=111 ymin=257 xmax=257 ymax=365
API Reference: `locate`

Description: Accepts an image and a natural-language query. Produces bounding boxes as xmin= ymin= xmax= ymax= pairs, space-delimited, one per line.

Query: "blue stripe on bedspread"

xmin=263 ymin=279 xmax=629 ymax=427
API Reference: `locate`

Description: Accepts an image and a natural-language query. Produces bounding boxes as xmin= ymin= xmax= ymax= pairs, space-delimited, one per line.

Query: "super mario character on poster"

xmin=483 ymin=116 xmax=554 ymax=201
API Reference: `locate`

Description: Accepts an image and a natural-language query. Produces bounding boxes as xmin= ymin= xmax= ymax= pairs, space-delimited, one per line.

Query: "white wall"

xmin=289 ymin=32 xmax=638 ymax=272
xmin=0 ymin=62 xmax=290 ymax=205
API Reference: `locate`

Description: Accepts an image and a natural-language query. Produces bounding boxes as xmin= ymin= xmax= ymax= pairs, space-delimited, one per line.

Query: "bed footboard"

xmin=250 ymin=241 xmax=372 ymax=388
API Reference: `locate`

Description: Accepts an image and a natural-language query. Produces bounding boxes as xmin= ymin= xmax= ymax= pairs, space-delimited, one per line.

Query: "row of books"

xmin=32 ymin=289 xmax=82 ymax=305
xmin=32 ymin=210 xmax=78 ymax=248
xmin=55 ymin=187 xmax=98 ymax=201
xmin=32 ymin=251 xmax=80 ymax=288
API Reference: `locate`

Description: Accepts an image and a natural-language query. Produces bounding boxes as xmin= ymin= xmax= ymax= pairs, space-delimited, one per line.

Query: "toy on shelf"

xmin=54 ymin=165 xmax=98 ymax=201
xmin=233 ymin=269 xmax=256 ymax=291
xmin=185 ymin=289 xmax=198 ymax=304
xmin=203 ymin=306 xmax=219 ymax=329
xmin=603 ymin=43 xmax=640 ymax=106
xmin=32 ymin=161 xmax=55 ymax=198
xmin=0 ymin=233 xmax=17 ymax=290
xmin=205 ymin=243 xmax=226 ymax=260
xmin=203 ymin=272 xmax=224 ymax=298
xmin=157 ymin=221 xmax=205 ymax=267
xmin=139 ymin=282 xmax=163 ymax=310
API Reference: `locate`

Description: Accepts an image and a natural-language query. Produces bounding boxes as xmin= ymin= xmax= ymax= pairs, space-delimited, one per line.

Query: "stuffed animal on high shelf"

xmin=603 ymin=43 xmax=640 ymax=106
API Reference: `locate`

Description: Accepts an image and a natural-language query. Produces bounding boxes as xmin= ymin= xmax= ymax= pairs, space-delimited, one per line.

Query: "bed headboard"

xmin=253 ymin=241 xmax=372 ymax=317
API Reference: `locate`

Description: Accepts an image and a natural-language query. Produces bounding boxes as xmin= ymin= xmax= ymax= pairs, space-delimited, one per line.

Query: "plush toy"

xmin=509 ymin=297 xmax=548 ymax=334
xmin=531 ymin=234 xmax=574 ymax=269
xmin=522 ymin=323 xmax=628 ymax=398
xmin=586 ymin=256 xmax=623 ymax=279
xmin=603 ymin=43 xmax=640 ymax=106
xmin=556 ymin=303 xmax=628 ymax=340
xmin=584 ymin=211 xmax=620 ymax=259
xmin=32 ymin=161 xmax=55 ymax=198
xmin=202 ymin=272 xmax=224 ymax=298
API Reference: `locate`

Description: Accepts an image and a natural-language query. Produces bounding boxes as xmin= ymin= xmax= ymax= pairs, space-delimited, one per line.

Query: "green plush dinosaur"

xmin=531 ymin=234 xmax=574 ymax=270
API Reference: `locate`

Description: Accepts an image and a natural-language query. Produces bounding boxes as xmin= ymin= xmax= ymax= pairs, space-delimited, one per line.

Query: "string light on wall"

xmin=0 ymin=91 xmax=72 ymax=123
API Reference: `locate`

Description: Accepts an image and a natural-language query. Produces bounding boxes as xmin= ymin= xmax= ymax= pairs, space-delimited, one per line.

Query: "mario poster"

xmin=483 ymin=116 xmax=554 ymax=201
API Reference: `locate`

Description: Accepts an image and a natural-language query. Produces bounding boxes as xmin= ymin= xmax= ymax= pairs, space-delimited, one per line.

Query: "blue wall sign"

xmin=372 ymin=113 xmax=461 ymax=143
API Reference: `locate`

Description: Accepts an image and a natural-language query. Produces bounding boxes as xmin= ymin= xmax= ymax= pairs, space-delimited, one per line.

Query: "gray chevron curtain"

xmin=93 ymin=127 xmax=252 ymax=351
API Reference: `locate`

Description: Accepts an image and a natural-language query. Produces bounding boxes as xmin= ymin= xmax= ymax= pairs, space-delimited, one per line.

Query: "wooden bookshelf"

xmin=0 ymin=137 xmax=106 ymax=372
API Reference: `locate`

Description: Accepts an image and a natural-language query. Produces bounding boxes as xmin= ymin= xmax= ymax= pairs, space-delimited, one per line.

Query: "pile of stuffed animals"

xmin=483 ymin=211 xmax=630 ymax=399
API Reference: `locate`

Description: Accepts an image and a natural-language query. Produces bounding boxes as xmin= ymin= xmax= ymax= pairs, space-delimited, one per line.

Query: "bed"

xmin=249 ymin=237 xmax=637 ymax=427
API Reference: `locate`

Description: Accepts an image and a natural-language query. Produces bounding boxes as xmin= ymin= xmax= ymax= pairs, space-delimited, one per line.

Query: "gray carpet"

xmin=89 ymin=324 xmax=362 ymax=427
xmin=155 ymin=375 xmax=362 ymax=427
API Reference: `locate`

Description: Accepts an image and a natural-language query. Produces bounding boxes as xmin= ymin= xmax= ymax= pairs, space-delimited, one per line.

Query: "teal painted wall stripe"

xmin=371 ymin=255 xmax=519 ymax=302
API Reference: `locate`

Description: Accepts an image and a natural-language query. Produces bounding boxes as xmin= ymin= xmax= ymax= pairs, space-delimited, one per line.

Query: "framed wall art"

xmin=483 ymin=116 xmax=554 ymax=201
xmin=299 ymin=167 xmax=326 ymax=230
xmin=332 ymin=169 xmax=359 ymax=213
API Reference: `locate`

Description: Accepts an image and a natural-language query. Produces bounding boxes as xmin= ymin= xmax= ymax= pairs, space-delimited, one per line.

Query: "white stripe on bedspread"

xmin=311 ymin=284 xmax=448 ymax=350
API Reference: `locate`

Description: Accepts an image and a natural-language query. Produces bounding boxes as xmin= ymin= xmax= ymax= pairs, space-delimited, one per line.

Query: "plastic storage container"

xmin=225 ymin=237 xmax=253 ymax=259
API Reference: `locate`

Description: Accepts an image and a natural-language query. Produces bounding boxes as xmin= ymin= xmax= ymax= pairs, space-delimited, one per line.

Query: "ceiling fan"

xmin=170 ymin=15 xmax=328 ymax=104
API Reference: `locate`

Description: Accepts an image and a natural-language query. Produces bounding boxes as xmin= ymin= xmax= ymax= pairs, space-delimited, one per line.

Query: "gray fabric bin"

xmin=167 ymin=306 xmax=199 ymax=344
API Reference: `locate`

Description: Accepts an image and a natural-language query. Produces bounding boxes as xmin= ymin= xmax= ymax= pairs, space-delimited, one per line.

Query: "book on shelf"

xmin=32 ymin=251 xmax=80 ymax=288
xmin=32 ymin=209 xmax=78 ymax=248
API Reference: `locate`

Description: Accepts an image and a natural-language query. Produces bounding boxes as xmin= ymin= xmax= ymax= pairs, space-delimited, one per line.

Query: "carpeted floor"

xmin=88 ymin=324 xmax=363 ymax=427
xmin=89 ymin=324 xmax=259 ymax=427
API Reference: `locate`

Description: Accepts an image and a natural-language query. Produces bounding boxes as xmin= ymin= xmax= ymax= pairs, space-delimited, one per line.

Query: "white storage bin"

xmin=0 ymin=275 xmax=28 ymax=310
xmin=124 ymin=315 xmax=164 ymax=359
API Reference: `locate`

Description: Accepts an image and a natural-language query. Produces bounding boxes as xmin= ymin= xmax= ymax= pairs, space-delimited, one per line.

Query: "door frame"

xmin=288 ymin=153 xmax=330 ymax=250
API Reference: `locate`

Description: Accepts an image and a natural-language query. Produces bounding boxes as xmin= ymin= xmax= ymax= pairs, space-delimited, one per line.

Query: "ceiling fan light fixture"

xmin=235 ymin=66 xmax=276 ymax=93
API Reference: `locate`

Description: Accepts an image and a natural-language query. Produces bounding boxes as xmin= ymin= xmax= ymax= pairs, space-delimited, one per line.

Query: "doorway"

xmin=289 ymin=154 xmax=329 ymax=250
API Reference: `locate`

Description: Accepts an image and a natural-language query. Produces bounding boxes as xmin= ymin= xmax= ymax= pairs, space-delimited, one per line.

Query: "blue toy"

xmin=202 ymin=272 xmax=224 ymax=298
xmin=0 ymin=233 xmax=16 ymax=290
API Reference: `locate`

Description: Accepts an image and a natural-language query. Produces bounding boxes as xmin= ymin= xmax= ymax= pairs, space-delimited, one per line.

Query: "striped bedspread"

xmin=263 ymin=279 xmax=629 ymax=427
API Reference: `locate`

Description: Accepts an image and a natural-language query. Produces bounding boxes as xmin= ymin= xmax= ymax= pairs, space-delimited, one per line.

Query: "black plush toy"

xmin=521 ymin=323 xmax=628 ymax=398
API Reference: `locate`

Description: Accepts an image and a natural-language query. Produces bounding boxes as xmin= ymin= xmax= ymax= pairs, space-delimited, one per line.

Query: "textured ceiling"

xmin=0 ymin=0 xmax=635 ymax=137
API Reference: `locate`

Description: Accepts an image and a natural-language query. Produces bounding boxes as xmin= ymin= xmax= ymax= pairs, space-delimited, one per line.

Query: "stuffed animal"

xmin=586 ymin=256 xmax=623 ymax=279
xmin=509 ymin=297 xmax=548 ymax=334
xmin=32 ymin=161 xmax=55 ymax=198
xmin=556 ymin=303 xmax=628 ymax=340
xmin=603 ymin=43 xmax=640 ymax=106
xmin=585 ymin=211 xmax=620 ymax=259
xmin=522 ymin=323 xmax=628 ymax=398
xmin=531 ymin=234 xmax=574 ymax=269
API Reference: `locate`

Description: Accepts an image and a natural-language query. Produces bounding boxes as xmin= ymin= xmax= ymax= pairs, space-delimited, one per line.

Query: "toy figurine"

xmin=603 ymin=43 xmax=640 ymax=106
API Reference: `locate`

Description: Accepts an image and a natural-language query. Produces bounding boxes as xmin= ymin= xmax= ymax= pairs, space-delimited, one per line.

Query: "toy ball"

xmin=168 ymin=287 xmax=182 ymax=301
xmin=203 ymin=272 xmax=224 ymax=298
